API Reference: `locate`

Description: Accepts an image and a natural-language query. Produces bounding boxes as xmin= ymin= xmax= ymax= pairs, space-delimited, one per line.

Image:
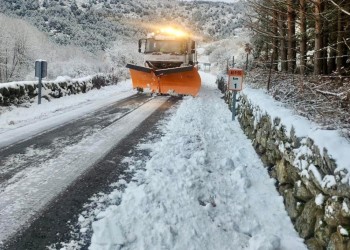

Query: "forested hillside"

xmin=0 ymin=0 xmax=245 ymax=51
xmin=0 ymin=0 xmax=245 ymax=83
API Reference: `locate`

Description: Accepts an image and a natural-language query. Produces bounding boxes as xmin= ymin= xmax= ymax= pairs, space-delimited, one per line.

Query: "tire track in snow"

xmin=0 ymin=94 xmax=151 ymax=189
xmin=0 ymin=96 xmax=170 ymax=246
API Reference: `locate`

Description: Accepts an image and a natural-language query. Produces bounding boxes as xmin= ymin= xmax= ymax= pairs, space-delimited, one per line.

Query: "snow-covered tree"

xmin=0 ymin=15 xmax=30 ymax=82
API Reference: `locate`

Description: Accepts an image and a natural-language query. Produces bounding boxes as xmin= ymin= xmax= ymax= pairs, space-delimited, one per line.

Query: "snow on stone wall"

xmin=0 ymin=74 xmax=118 ymax=106
xmin=237 ymin=94 xmax=350 ymax=250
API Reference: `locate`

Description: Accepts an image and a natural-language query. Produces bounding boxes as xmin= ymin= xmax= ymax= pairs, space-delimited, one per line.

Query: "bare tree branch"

xmin=329 ymin=0 xmax=350 ymax=16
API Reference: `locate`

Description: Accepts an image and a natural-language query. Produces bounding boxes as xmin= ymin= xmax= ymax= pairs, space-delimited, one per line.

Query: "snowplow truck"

xmin=126 ymin=29 xmax=201 ymax=96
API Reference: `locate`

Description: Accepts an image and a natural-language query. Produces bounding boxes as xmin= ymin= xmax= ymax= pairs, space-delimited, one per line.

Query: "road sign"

xmin=35 ymin=60 xmax=47 ymax=78
xmin=35 ymin=60 xmax=48 ymax=105
xmin=227 ymin=68 xmax=244 ymax=91
xmin=227 ymin=68 xmax=244 ymax=121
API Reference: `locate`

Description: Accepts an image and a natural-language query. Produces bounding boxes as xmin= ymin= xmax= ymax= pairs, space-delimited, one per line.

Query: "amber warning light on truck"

xmin=228 ymin=68 xmax=244 ymax=91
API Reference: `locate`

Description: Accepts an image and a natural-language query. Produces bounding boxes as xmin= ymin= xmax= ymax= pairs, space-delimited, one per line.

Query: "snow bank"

xmin=0 ymin=80 xmax=134 ymax=147
xmin=242 ymin=87 xmax=350 ymax=182
xmin=0 ymin=74 xmax=118 ymax=106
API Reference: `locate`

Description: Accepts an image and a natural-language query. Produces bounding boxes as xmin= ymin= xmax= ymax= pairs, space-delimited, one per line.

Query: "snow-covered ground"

xmin=1 ymin=80 xmax=174 ymax=243
xmin=2 ymin=69 xmax=350 ymax=249
xmin=0 ymin=96 xmax=169 ymax=244
xmin=242 ymin=87 xmax=350 ymax=185
xmin=0 ymin=69 xmax=350 ymax=249
xmin=57 ymin=72 xmax=307 ymax=249
xmin=0 ymin=72 xmax=309 ymax=249
xmin=0 ymin=80 xmax=134 ymax=148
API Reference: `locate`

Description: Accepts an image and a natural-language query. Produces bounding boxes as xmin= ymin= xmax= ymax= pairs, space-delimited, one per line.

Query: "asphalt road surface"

xmin=0 ymin=94 xmax=181 ymax=249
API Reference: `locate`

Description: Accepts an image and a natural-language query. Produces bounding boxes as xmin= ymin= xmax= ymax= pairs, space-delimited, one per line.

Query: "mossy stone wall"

xmin=238 ymin=94 xmax=350 ymax=250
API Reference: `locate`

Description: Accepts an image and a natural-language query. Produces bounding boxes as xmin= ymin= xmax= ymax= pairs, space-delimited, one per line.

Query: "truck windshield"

xmin=145 ymin=39 xmax=185 ymax=54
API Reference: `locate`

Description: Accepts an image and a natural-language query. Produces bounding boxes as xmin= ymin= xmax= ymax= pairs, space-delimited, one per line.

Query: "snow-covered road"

xmin=0 ymin=96 xmax=171 ymax=244
xmin=62 ymin=72 xmax=306 ymax=249
xmin=0 ymin=72 xmax=308 ymax=249
xmin=0 ymin=80 xmax=174 ymax=245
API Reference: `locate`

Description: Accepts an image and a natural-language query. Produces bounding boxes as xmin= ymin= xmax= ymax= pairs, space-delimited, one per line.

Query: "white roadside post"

xmin=227 ymin=68 xmax=244 ymax=121
xmin=35 ymin=60 xmax=48 ymax=105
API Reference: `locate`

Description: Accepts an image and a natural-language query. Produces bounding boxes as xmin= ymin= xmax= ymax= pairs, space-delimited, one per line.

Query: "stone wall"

xmin=237 ymin=94 xmax=350 ymax=250
xmin=0 ymin=74 xmax=118 ymax=106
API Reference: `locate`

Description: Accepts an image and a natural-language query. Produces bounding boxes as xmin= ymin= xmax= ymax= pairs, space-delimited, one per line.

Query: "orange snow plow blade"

xmin=126 ymin=64 xmax=201 ymax=96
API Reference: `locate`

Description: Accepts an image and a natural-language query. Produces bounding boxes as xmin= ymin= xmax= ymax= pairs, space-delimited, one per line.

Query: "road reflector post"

xmin=227 ymin=68 xmax=244 ymax=121
xmin=35 ymin=60 xmax=48 ymax=105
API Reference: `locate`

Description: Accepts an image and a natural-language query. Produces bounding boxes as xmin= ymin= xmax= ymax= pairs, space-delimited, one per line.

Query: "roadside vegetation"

xmin=238 ymin=0 xmax=350 ymax=140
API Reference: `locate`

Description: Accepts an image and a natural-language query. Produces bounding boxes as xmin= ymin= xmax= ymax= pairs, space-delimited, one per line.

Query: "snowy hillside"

xmin=0 ymin=0 xmax=246 ymax=82
xmin=0 ymin=0 xmax=245 ymax=52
